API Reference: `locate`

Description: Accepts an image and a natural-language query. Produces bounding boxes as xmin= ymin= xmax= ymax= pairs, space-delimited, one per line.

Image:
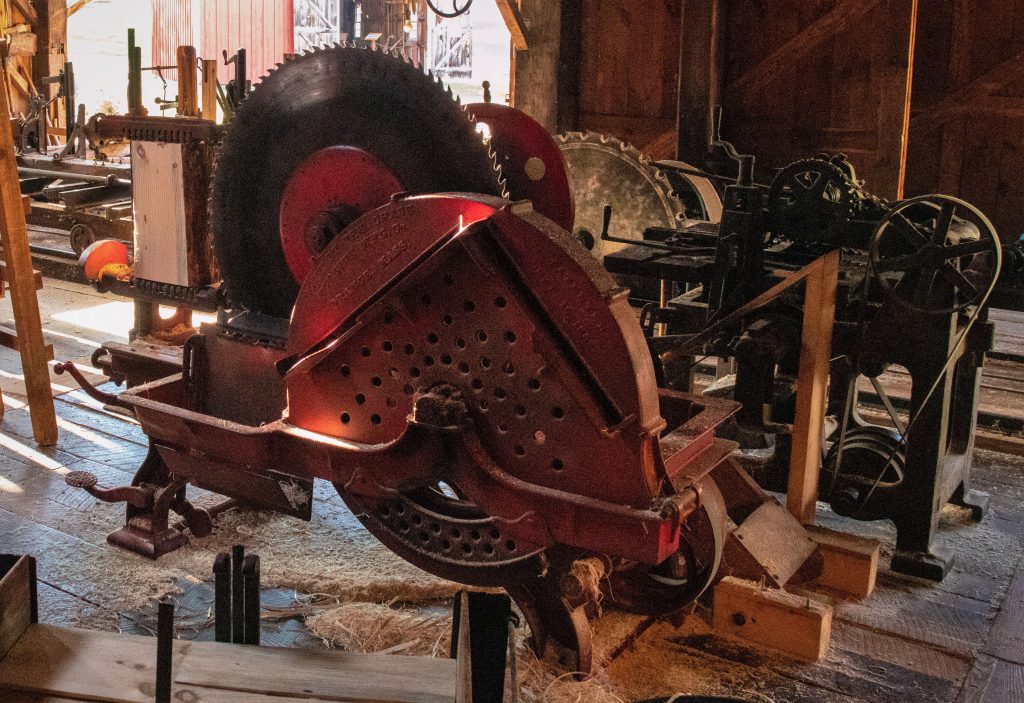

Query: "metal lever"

xmin=64 ymin=470 xmax=151 ymax=508
xmin=63 ymin=470 xmax=213 ymax=537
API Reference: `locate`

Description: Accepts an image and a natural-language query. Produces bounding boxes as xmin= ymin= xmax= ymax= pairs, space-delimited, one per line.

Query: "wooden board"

xmin=0 ymin=556 xmax=34 ymax=661
xmin=131 ymin=141 xmax=189 ymax=286
xmin=0 ymin=625 xmax=457 ymax=703
xmin=983 ymin=554 xmax=1024 ymax=665
xmin=577 ymin=0 xmax=682 ymax=147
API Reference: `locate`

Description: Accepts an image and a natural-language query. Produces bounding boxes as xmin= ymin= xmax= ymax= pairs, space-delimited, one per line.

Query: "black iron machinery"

xmin=602 ymin=144 xmax=1015 ymax=581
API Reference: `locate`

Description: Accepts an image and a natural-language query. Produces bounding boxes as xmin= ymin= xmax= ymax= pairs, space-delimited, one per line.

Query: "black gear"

xmin=211 ymin=45 xmax=504 ymax=318
xmin=768 ymin=158 xmax=857 ymax=245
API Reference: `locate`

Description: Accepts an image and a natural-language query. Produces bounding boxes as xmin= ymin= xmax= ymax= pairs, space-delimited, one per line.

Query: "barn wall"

xmin=199 ymin=0 xmax=295 ymax=83
xmin=152 ymin=0 xmax=195 ymax=74
xmin=575 ymin=0 xmax=682 ymax=155
xmin=905 ymin=0 xmax=1024 ymax=242
xmin=713 ymin=0 xmax=916 ymax=199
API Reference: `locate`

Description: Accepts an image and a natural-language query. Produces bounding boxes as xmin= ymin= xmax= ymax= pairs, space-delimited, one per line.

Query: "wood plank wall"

xmin=715 ymin=0 xmax=916 ymax=199
xmin=905 ymin=0 xmax=1024 ymax=242
xmin=199 ymin=0 xmax=295 ymax=83
xmin=559 ymin=0 xmax=1021 ymax=237
xmin=152 ymin=0 xmax=195 ymax=75
xmin=575 ymin=0 xmax=681 ymax=153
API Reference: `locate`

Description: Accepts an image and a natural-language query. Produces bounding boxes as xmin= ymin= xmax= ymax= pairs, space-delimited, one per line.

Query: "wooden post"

xmin=176 ymin=46 xmax=198 ymax=118
xmin=0 ymin=54 xmax=58 ymax=446
xmin=31 ymin=0 xmax=67 ymax=133
xmin=677 ymin=0 xmax=723 ymax=163
xmin=201 ymin=58 xmax=218 ymax=121
xmin=787 ymin=249 xmax=840 ymax=524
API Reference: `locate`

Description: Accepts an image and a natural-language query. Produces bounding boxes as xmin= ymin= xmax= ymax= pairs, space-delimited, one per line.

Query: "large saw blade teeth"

xmin=557 ymin=131 xmax=688 ymax=261
xmin=211 ymin=45 xmax=505 ymax=319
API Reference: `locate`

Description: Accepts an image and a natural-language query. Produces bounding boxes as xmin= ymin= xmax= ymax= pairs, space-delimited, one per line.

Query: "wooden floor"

xmin=0 ymin=279 xmax=1022 ymax=702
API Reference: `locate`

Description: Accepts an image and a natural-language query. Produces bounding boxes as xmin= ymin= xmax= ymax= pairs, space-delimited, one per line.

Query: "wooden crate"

xmin=0 ymin=554 xmax=462 ymax=703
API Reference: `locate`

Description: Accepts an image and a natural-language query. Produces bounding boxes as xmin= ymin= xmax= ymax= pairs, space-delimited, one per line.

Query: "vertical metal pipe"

xmin=231 ymin=544 xmax=245 ymax=644
xmin=242 ymin=555 xmax=261 ymax=645
xmin=213 ymin=552 xmax=231 ymax=643
xmin=155 ymin=600 xmax=174 ymax=703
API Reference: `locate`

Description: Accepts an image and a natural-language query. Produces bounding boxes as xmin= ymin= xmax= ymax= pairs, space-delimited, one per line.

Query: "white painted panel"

xmin=131 ymin=141 xmax=189 ymax=286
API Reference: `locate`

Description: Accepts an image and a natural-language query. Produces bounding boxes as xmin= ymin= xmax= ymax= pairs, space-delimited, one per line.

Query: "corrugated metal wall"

xmin=152 ymin=0 xmax=295 ymax=82
xmin=152 ymin=0 xmax=196 ymax=74
xmin=200 ymin=0 xmax=296 ymax=83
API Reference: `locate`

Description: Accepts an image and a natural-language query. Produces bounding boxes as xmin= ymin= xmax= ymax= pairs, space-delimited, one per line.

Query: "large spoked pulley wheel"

xmin=870 ymin=195 xmax=1002 ymax=315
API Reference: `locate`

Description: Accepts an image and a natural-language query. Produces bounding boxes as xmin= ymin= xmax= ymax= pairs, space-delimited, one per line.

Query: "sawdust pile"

xmin=305 ymin=600 xmax=628 ymax=703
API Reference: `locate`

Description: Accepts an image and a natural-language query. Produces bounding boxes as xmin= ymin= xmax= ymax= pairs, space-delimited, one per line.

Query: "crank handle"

xmin=64 ymin=470 xmax=151 ymax=509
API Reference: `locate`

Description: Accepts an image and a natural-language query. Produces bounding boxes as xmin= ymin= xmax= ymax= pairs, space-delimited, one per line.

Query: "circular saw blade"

xmin=211 ymin=45 xmax=505 ymax=319
xmin=557 ymin=132 xmax=687 ymax=260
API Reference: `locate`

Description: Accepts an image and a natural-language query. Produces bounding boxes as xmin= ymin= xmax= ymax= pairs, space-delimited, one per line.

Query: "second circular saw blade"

xmin=557 ymin=132 xmax=718 ymax=261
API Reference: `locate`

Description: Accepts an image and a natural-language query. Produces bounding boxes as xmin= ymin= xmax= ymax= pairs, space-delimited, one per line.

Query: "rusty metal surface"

xmin=467 ymin=103 xmax=575 ymax=233
xmin=88 ymin=114 xmax=220 ymax=145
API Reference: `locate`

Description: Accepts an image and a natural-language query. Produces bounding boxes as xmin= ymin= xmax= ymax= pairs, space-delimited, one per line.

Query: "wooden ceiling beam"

xmin=725 ymin=0 xmax=883 ymax=97
xmin=496 ymin=0 xmax=528 ymax=51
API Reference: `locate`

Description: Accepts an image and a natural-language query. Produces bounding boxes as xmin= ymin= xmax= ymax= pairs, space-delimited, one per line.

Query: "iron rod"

xmin=155 ymin=600 xmax=174 ymax=703
xmin=213 ymin=552 xmax=231 ymax=643
xmin=231 ymin=545 xmax=245 ymax=644
xmin=242 ymin=555 xmax=261 ymax=645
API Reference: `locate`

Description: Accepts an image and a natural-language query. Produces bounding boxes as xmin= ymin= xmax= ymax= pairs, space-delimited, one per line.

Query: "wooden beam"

xmin=676 ymin=0 xmax=723 ymax=163
xmin=67 ymin=0 xmax=98 ymax=17
xmin=555 ymin=0 xmax=581 ymax=132
xmin=31 ymin=0 xmax=66 ymax=132
xmin=10 ymin=0 xmax=37 ymax=26
xmin=176 ymin=46 xmax=199 ymax=117
xmin=512 ymin=0 xmax=561 ymax=130
xmin=0 ymin=57 xmax=57 ymax=446
xmin=202 ymin=59 xmax=218 ymax=121
xmin=911 ymin=49 xmax=1024 ymax=133
xmin=495 ymin=0 xmax=528 ymax=51
xmin=725 ymin=0 xmax=883 ymax=98
xmin=0 ymin=32 xmax=37 ymax=58
xmin=787 ymin=250 xmax=839 ymax=524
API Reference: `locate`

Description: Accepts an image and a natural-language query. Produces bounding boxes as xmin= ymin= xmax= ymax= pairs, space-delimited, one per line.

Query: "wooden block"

xmin=0 ymin=32 xmax=37 ymax=58
xmin=713 ymin=576 xmax=833 ymax=661
xmin=0 ymin=555 xmax=35 ymax=661
xmin=805 ymin=524 xmax=880 ymax=599
xmin=723 ymin=498 xmax=818 ymax=587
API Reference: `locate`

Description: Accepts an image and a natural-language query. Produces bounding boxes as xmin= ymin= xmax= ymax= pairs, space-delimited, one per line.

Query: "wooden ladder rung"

xmin=0 ymin=324 xmax=53 ymax=361
xmin=0 ymin=261 xmax=44 ymax=292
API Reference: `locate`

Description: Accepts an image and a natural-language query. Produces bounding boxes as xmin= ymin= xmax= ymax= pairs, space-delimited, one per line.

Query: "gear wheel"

xmin=211 ymin=45 xmax=504 ymax=318
xmin=768 ymin=157 xmax=857 ymax=245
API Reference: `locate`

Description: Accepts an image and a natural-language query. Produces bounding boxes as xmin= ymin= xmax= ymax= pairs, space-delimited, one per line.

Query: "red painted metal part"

xmin=467 ymin=103 xmax=575 ymax=232
xmin=81 ymin=192 xmax=742 ymax=675
xmin=279 ymin=146 xmax=403 ymax=283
